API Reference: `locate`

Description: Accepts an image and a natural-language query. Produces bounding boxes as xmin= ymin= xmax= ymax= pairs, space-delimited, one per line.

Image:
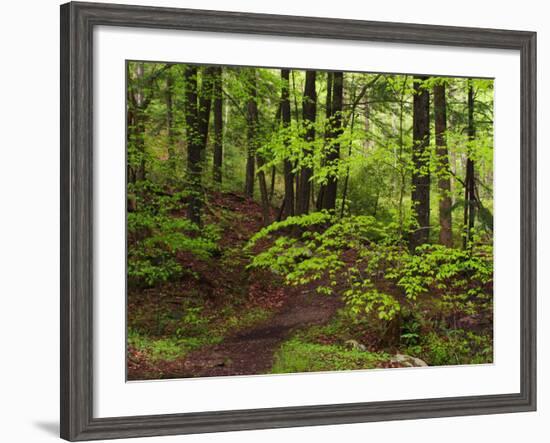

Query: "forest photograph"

xmin=126 ymin=61 xmax=494 ymax=380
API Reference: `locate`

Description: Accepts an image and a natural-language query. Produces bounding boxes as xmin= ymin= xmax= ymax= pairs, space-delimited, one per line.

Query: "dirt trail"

xmin=172 ymin=290 xmax=342 ymax=378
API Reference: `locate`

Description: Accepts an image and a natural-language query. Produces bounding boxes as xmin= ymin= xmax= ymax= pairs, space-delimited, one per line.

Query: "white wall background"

xmin=0 ymin=0 xmax=546 ymax=442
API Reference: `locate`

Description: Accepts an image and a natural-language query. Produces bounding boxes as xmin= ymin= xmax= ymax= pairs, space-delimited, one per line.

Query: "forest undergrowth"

xmin=127 ymin=187 xmax=492 ymax=380
xmin=126 ymin=65 xmax=494 ymax=379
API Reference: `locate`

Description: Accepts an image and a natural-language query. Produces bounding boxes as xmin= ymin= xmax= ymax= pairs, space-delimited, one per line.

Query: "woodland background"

xmin=127 ymin=63 xmax=495 ymax=380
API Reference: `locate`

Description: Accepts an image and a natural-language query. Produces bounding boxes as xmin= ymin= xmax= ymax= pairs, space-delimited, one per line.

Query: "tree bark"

xmin=242 ymin=69 xmax=270 ymax=223
xmin=463 ymin=80 xmax=476 ymax=248
xmin=321 ymin=71 xmax=343 ymax=212
xmin=281 ymin=69 xmax=295 ymax=218
xmin=434 ymin=82 xmax=453 ymax=247
xmin=256 ymin=157 xmax=271 ymax=226
xmin=244 ymin=70 xmax=257 ymax=198
xmin=245 ymin=70 xmax=270 ymax=225
xmin=183 ymin=65 xmax=215 ymax=226
xmin=197 ymin=67 xmax=215 ymax=152
xmin=340 ymin=107 xmax=356 ymax=218
xmin=316 ymin=71 xmax=333 ymax=210
xmin=184 ymin=65 xmax=202 ymax=225
xmin=126 ymin=63 xmax=137 ymax=185
xmin=212 ymin=67 xmax=223 ymax=184
xmin=135 ymin=63 xmax=147 ymax=181
xmin=410 ymin=75 xmax=431 ymax=251
xmin=269 ymin=166 xmax=276 ymax=203
xmin=165 ymin=71 xmax=176 ymax=172
xmin=296 ymin=70 xmax=317 ymax=215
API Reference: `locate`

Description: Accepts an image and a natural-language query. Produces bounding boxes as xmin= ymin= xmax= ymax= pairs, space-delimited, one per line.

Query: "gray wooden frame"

xmin=60 ymin=1 xmax=537 ymax=441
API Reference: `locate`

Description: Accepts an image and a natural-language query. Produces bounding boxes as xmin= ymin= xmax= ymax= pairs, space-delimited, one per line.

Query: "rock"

xmin=345 ymin=339 xmax=367 ymax=352
xmin=390 ymin=353 xmax=428 ymax=367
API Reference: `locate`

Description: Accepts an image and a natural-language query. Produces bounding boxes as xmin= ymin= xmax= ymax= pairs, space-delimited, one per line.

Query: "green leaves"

xmin=247 ymin=211 xmax=492 ymax=325
xmin=127 ymin=181 xmax=221 ymax=288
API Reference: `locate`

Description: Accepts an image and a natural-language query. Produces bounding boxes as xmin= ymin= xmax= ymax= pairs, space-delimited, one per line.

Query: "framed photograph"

xmin=60 ymin=1 xmax=536 ymax=440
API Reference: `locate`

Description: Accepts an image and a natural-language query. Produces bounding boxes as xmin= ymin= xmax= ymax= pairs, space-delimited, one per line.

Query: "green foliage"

xmin=127 ymin=181 xmax=221 ymax=288
xmin=247 ymin=212 xmax=492 ymax=326
xmin=247 ymin=213 xmax=390 ymax=299
xmin=271 ymin=337 xmax=389 ymax=374
xmin=405 ymin=329 xmax=493 ymax=366
xmin=126 ymin=62 xmax=496 ymax=377
xmin=392 ymin=244 xmax=493 ymax=316
xmin=128 ymin=329 xmax=220 ymax=362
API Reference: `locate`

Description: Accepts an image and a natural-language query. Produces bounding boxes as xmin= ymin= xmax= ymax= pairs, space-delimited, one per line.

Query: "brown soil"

xmin=128 ymin=191 xmax=343 ymax=380
xmin=160 ymin=289 xmax=342 ymax=379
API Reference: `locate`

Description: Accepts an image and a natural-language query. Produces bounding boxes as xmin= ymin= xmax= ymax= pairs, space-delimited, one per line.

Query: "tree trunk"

xmin=126 ymin=63 xmax=137 ymax=212
xmin=212 ymin=67 xmax=223 ymax=184
xmin=296 ymin=70 xmax=317 ymax=215
xmin=135 ymin=63 xmax=146 ymax=181
xmin=257 ymin=157 xmax=271 ymax=226
xmin=281 ymin=69 xmax=295 ymax=218
xmin=184 ymin=65 xmax=202 ymax=225
xmin=340 ymin=109 xmax=356 ymax=218
xmin=197 ymin=66 xmax=215 ymax=152
xmin=463 ymin=80 xmax=476 ymax=248
xmin=244 ymin=70 xmax=257 ymax=198
xmin=321 ymin=71 xmax=343 ymax=211
xmin=183 ymin=65 xmax=215 ymax=226
xmin=166 ymin=71 xmax=176 ymax=171
xmin=434 ymin=82 xmax=453 ymax=247
xmin=269 ymin=166 xmax=276 ymax=202
xmin=126 ymin=64 xmax=137 ymax=185
xmin=245 ymin=70 xmax=270 ymax=225
xmin=410 ymin=75 xmax=431 ymax=251
xmin=316 ymin=71 xmax=333 ymax=210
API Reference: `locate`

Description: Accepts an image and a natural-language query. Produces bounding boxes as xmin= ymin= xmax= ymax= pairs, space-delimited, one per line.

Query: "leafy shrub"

xmin=406 ymin=329 xmax=493 ymax=366
xmin=127 ymin=181 xmax=221 ymax=288
xmin=247 ymin=212 xmax=493 ymax=332
xmin=388 ymin=243 xmax=493 ymax=318
xmin=247 ymin=211 xmax=386 ymax=287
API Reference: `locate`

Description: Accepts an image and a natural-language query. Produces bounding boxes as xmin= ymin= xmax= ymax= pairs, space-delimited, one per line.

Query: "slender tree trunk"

xmin=463 ymin=80 xmax=476 ymax=248
xmin=434 ymin=82 xmax=453 ymax=247
xmin=212 ymin=67 xmax=223 ymax=184
xmin=322 ymin=71 xmax=343 ymax=211
xmin=340 ymin=76 xmax=361 ymax=218
xmin=166 ymin=72 xmax=176 ymax=171
xmin=197 ymin=66 xmax=215 ymax=153
xmin=296 ymin=70 xmax=317 ymax=215
xmin=244 ymin=70 xmax=257 ymax=198
xmin=126 ymin=63 xmax=137 ymax=211
xmin=364 ymin=101 xmax=371 ymax=150
xmin=269 ymin=166 xmax=276 ymax=203
xmin=127 ymin=63 xmax=137 ymax=185
xmin=281 ymin=69 xmax=295 ymax=218
xmin=410 ymin=75 xmax=431 ymax=251
xmin=243 ymin=69 xmax=270 ymax=223
xmin=135 ymin=63 xmax=147 ymax=181
xmin=340 ymin=109 xmax=356 ymax=218
xmin=291 ymin=70 xmax=300 ymax=123
xmin=183 ymin=65 xmax=215 ymax=226
xmin=184 ymin=65 xmax=202 ymax=225
xmin=127 ymin=110 xmax=137 ymax=184
xmin=257 ymin=157 xmax=271 ymax=226
xmin=316 ymin=71 xmax=333 ymax=210
xmin=397 ymin=76 xmax=408 ymax=237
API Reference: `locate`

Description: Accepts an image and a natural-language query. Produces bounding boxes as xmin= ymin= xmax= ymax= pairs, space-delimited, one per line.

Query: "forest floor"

xmin=128 ymin=191 xmax=346 ymax=380
xmin=127 ymin=190 xmax=492 ymax=381
xmin=166 ymin=289 xmax=342 ymax=378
